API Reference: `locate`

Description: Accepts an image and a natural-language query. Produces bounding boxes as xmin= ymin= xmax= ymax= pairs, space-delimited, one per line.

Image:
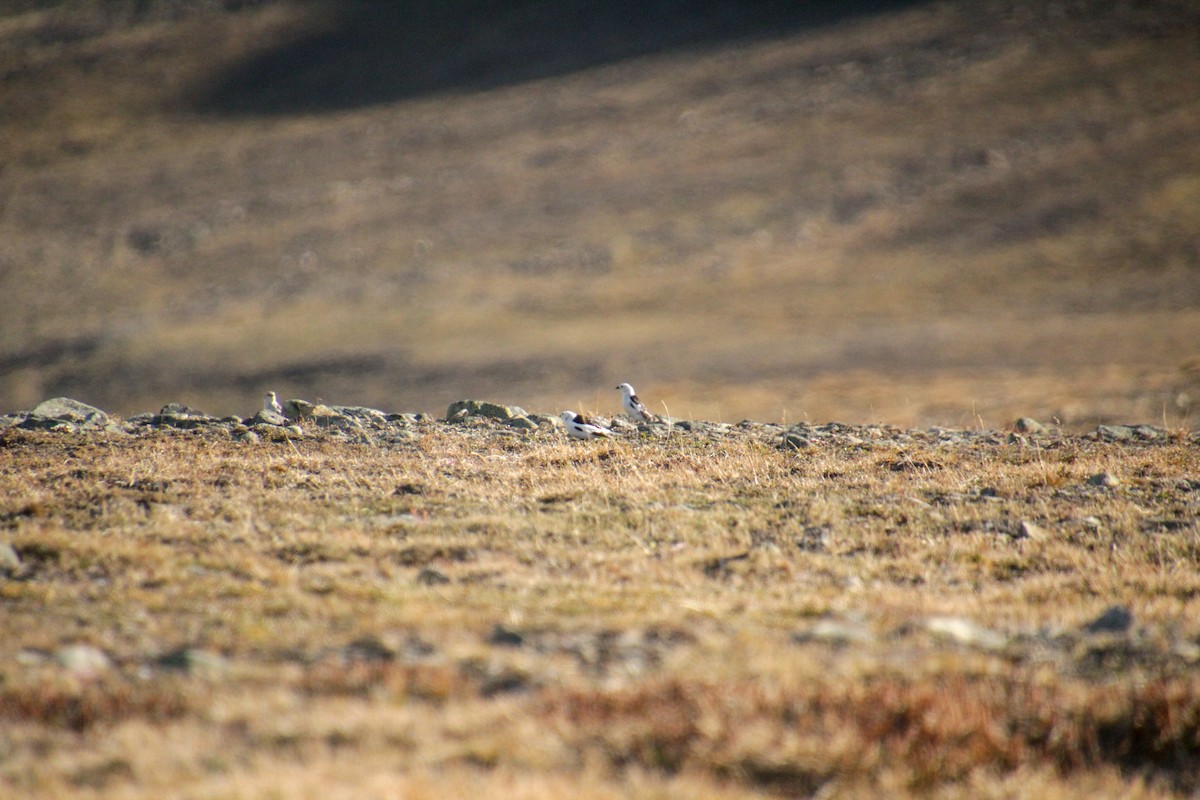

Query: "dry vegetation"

xmin=2 ymin=1 xmax=1200 ymax=796
xmin=0 ymin=0 xmax=1198 ymax=425
xmin=2 ymin=421 xmax=1199 ymax=797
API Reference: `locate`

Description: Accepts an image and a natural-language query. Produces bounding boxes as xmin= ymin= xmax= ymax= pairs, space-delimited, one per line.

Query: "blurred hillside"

xmin=1 ymin=0 xmax=1198 ymax=426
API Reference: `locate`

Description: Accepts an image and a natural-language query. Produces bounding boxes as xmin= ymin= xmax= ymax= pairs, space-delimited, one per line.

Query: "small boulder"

xmin=19 ymin=397 xmax=110 ymax=431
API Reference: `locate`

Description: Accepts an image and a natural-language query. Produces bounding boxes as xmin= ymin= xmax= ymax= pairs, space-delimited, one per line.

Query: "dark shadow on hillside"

xmin=196 ymin=0 xmax=929 ymax=115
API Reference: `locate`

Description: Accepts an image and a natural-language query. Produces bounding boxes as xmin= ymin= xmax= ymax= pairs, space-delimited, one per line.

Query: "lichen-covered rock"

xmin=18 ymin=397 xmax=111 ymax=431
xmin=282 ymin=398 xmax=315 ymax=420
xmin=446 ymin=399 xmax=523 ymax=422
xmin=247 ymin=409 xmax=288 ymax=426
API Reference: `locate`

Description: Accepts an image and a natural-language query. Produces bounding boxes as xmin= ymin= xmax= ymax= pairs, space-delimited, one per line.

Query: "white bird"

xmin=616 ymin=382 xmax=656 ymax=423
xmin=561 ymin=410 xmax=613 ymax=440
xmin=264 ymin=391 xmax=283 ymax=416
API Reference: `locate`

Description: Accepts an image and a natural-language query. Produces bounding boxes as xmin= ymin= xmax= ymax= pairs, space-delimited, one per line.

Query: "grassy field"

xmin=2 ymin=2 xmax=1200 ymax=797
xmin=1 ymin=0 xmax=1199 ymax=426
xmin=2 ymin=419 xmax=1199 ymax=797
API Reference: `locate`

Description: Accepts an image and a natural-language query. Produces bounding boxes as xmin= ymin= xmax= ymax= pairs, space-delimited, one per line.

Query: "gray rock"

xmin=527 ymin=414 xmax=563 ymax=428
xmin=0 ymin=541 xmax=21 ymax=573
xmin=1087 ymin=471 xmax=1120 ymax=488
xmin=149 ymin=403 xmax=223 ymax=429
xmin=505 ymin=416 xmax=539 ymax=431
xmin=330 ymin=406 xmax=390 ymax=426
xmin=781 ymin=431 xmax=813 ymax=450
xmin=925 ymin=616 xmax=1007 ymax=650
xmin=157 ymin=647 xmax=228 ymax=677
xmin=55 ymin=644 xmax=111 ymax=678
xmin=1014 ymin=417 xmax=1045 ymax=434
xmin=1096 ymin=424 xmax=1135 ymax=441
xmin=30 ymin=397 xmax=108 ymax=424
xmin=1083 ymin=605 xmax=1133 ymax=634
xmin=445 ymin=399 xmax=527 ymax=422
xmin=309 ymin=405 xmax=362 ymax=429
xmin=248 ymin=409 xmax=288 ymax=426
xmin=1015 ymin=520 xmax=1046 ymax=540
xmin=282 ymin=398 xmax=315 ymax=420
xmin=416 ymin=568 xmax=451 ymax=586
xmin=17 ymin=397 xmax=112 ymax=431
xmin=793 ymin=618 xmax=875 ymax=646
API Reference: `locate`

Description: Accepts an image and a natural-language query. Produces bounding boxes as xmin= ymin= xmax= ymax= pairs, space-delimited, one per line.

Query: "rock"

xmin=157 ymin=647 xmax=228 ymax=677
xmin=18 ymin=397 xmax=110 ymax=431
xmin=1096 ymin=424 xmax=1135 ymax=441
xmin=282 ymin=398 xmax=315 ymax=420
xmin=1015 ymin=520 xmax=1046 ymax=540
xmin=925 ymin=616 xmax=1007 ymax=650
xmin=55 ymin=644 xmax=111 ymax=678
xmin=445 ymin=400 xmax=522 ymax=422
xmin=781 ymin=431 xmax=813 ymax=450
xmin=338 ymin=633 xmax=434 ymax=663
xmin=487 ymin=624 xmax=526 ymax=647
xmin=416 ymin=568 xmax=450 ymax=586
xmin=793 ymin=618 xmax=875 ymax=646
xmin=795 ymin=525 xmax=831 ymax=552
xmin=30 ymin=397 xmax=108 ymax=423
xmin=248 ymin=409 xmax=288 ymax=426
xmin=505 ymin=416 xmax=539 ymax=430
xmin=527 ymin=413 xmax=563 ymax=428
xmin=149 ymin=403 xmax=224 ymax=429
xmin=0 ymin=542 xmax=21 ymax=574
xmin=309 ymin=406 xmax=362 ymax=430
xmin=1083 ymin=605 xmax=1133 ymax=634
xmin=330 ymin=406 xmax=390 ymax=427
xmin=1087 ymin=471 xmax=1120 ymax=488
xmin=1014 ymin=417 xmax=1046 ymax=434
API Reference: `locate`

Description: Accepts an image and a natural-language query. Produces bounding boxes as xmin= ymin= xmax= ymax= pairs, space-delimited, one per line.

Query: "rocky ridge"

xmin=1 ymin=396 xmax=1194 ymax=449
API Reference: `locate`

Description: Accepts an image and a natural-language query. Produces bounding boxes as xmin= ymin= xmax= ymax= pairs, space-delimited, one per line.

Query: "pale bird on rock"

xmin=616 ymin=382 xmax=656 ymax=423
xmin=561 ymin=410 xmax=613 ymax=440
xmin=264 ymin=391 xmax=283 ymax=416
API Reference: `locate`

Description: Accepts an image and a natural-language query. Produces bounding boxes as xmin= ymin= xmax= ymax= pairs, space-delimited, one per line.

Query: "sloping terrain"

xmin=1 ymin=0 xmax=1198 ymax=425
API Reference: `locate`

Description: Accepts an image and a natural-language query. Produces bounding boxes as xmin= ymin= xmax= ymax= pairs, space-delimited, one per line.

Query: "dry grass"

xmin=1 ymin=421 xmax=1198 ymax=797
xmin=1 ymin=1 xmax=1199 ymax=426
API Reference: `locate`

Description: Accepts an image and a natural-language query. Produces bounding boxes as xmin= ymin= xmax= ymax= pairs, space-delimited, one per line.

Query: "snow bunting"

xmin=264 ymin=391 xmax=283 ymax=415
xmin=616 ymin=383 xmax=656 ymax=423
xmin=561 ymin=410 xmax=613 ymax=440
